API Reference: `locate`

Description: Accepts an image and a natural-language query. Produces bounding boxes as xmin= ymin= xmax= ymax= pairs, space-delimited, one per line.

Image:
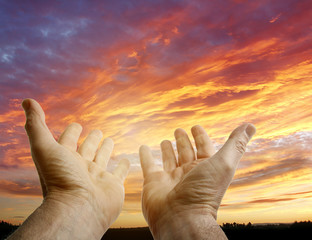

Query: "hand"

xmin=140 ymin=124 xmax=256 ymax=239
xmin=21 ymin=99 xmax=130 ymax=237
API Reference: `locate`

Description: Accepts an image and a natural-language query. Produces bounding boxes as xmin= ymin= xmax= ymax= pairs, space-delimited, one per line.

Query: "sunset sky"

xmin=0 ymin=0 xmax=311 ymax=227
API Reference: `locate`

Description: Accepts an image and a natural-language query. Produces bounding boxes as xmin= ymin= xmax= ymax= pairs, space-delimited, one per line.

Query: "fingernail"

xmin=245 ymin=124 xmax=256 ymax=138
xmin=22 ymin=99 xmax=30 ymax=111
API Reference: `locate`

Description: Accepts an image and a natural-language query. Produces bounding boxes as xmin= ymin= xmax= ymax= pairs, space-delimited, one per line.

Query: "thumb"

xmin=22 ymin=99 xmax=55 ymax=150
xmin=215 ymin=123 xmax=256 ymax=170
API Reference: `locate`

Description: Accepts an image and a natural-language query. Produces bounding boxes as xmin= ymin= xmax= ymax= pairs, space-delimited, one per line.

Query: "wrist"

xmin=43 ymin=194 xmax=109 ymax=239
xmin=8 ymin=194 xmax=108 ymax=240
xmin=150 ymin=209 xmax=227 ymax=240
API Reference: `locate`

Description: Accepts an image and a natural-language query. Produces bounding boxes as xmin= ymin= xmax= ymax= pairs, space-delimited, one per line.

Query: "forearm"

xmin=8 ymin=197 xmax=108 ymax=240
xmin=151 ymin=212 xmax=228 ymax=240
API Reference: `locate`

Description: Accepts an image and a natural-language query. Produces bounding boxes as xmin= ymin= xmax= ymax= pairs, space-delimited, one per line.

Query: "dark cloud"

xmin=232 ymin=157 xmax=311 ymax=188
xmin=0 ymin=179 xmax=41 ymax=196
xmin=167 ymin=90 xmax=259 ymax=110
xmin=167 ymin=97 xmax=201 ymax=109
xmin=0 ymin=124 xmax=31 ymax=170
xmin=1 ymin=0 xmax=312 ymax=225
xmin=221 ymin=190 xmax=312 ymax=209
xmin=168 ymin=110 xmax=195 ymax=118
xmin=221 ymin=196 xmax=297 ymax=208
xmin=284 ymin=190 xmax=312 ymax=196
xmin=204 ymin=90 xmax=259 ymax=106
xmin=1 ymin=0 xmax=311 ymax=111
xmin=247 ymin=197 xmax=295 ymax=204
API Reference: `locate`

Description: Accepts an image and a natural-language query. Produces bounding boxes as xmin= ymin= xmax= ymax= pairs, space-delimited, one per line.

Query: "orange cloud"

xmin=1 ymin=0 xmax=312 ymax=227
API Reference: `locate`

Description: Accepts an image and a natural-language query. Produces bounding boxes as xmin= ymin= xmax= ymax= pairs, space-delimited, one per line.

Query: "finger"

xmin=215 ymin=123 xmax=256 ymax=170
xmin=191 ymin=125 xmax=216 ymax=159
xmin=174 ymin=128 xmax=195 ymax=166
xmin=161 ymin=140 xmax=177 ymax=172
xmin=139 ymin=145 xmax=159 ymax=177
xmin=22 ymin=99 xmax=55 ymax=150
xmin=94 ymin=138 xmax=114 ymax=168
xmin=22 ymin=98 xmax=54 ymax=196
xmin=78 ymin=129 xmax=103 ymax=161
xmin=58 ymin=123 xmax=82 ymax=152
xmin=113 ymin=159 xmax=130 ymax=182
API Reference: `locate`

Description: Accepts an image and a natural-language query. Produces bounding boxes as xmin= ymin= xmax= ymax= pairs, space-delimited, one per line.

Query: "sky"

xmin=0 ymin=0 xmax=312 ymax=227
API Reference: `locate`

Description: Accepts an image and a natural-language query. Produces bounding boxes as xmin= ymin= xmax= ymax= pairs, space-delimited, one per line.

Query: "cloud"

xmin=125 ymin=192 xmax=142 ymax=202
xmin=221 ymin=190 xmax=312 ymax=209
xmin=166 ymin=89 xmax=260 ymax=109
xmin=284 ymin=190 xmax=312 ymax=196
xmin=233 ymin=157 xmax=311 ymax=187
xmin=1 ymin=0 xmax=312 ymax=226
xmin=0 ymin=180 xmax=42 ymax=197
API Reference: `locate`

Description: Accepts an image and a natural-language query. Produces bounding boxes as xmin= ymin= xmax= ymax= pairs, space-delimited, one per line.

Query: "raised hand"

xmin=140 ymin=124 xmax=256 ymax=239
xmin=10 ymin=99 xmax=130 ymax=239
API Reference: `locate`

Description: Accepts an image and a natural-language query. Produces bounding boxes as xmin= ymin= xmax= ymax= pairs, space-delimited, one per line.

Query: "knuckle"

xmin=217 ymin=155 xmax=232 ymax=172
xmin=195 ymin=134 xmax=205 ymax=146
xmin=24 ymin=122 xmax=29 ymax=132
xmin=24 ymin=115 xmax=35 ymax=132
xmin=88 ymin=162 xmax=97 ymax=174
xmin=223 ymin=160 xmax=233 ymax=173
xmin=235 ymin=138 xmax=247 ymax=154
xmin=197 ymin=149 xmax=209 ymax=158
xmin=24 ymin=110 xmax=42 ymax=128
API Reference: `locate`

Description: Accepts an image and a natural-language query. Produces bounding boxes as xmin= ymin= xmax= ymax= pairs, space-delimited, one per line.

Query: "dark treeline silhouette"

xmin=221 ymin=221 xmax=312 ymax=240
xmin=101 ymin=227 xmax=153 ymax=240
xmin=0 ymin=220 xmax=19 ymax=240
xmin=1 ymin=220 xmax=311 ymax=240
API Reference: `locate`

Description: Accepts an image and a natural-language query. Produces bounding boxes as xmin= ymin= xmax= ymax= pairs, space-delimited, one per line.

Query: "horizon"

xmin=2 ymin=219 xmax=311 ymax=228
xmin=2 ymin=220 xmax=311 ymax=240
xmin=1 ymin=0 xmax=311 ymax=227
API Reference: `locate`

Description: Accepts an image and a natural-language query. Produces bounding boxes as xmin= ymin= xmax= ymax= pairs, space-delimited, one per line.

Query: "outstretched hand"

xmin=140 ymin=124 xmax=256 ymax=239
xmin=22 ymin=98 xmax=130 ymax=235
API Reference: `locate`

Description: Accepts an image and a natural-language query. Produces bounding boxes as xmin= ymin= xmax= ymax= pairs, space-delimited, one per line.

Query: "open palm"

xmin=140 ymin=124 xmax=256 ymax=234
xmin=22 ymin=99 xmax=130 ymax=229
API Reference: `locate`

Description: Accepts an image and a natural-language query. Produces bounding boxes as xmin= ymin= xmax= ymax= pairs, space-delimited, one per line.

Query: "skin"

xmin=140 ymin=123 xmax=256 ymax=239
xmin=8 ymin=99 xmax=130 ymax=240
xmin=8 ymin=98 xmax=256 ymax=239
